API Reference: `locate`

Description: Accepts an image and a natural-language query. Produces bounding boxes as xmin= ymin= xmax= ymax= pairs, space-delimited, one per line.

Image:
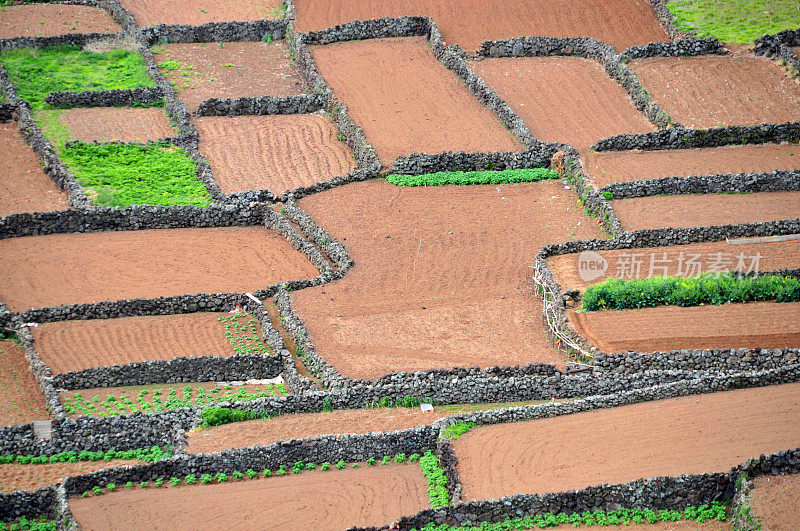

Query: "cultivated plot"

xmin=0 ymin=340 xmax=49 ymax=427
xmin=749 ymin=472 xmax=800 ymax=530
xmin=310 ymin=36 xmax=524 ymax=167
xmin=0 ymin=460 xmax=139 ymax=493
xmin=118 ymin=0 xmax=284 ymax=27
xmin=0 ymin=4 xmax=121 ymax=39
xmin=452 ymin=382 xmax=800 ymax=501
xmin=37 ymin=107 xmax=177 ymax=146
xmin=472 ymin=56 xmax=656 ymax=150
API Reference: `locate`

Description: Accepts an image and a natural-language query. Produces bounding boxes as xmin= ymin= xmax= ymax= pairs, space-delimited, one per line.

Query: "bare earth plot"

xmin=294 ymin=0 xmax=669 ymax=52
xmin=0 ymin=341 xmax=49 ymax=427
xmin=118 ymin=0 xmax=283 ymax=27
xmin=195 ymin=114 xmax=356 ymax=195
xmin=38 ymin=108 xmax=176 ymax=145
xmin=0 ymin=122 xmax=70 ymax=217
xmin=629 ymin=55 xmax=800 ymax=128
xmin=153 ymin=42 xmax=306 ymax=111
xmin=0 ymin=227 xmax=318 ymax=312
xmin=70 ymin=464 xmax=430 ymax=530
xmin=472 ymin=56 xmax=656 ymax=150
xmin=453 ymin=382 xmax=800 ymax=501
xmin=610 ymin=191 xmax=800 ymax=230
xmin=750 ymin=473 xmax=800 ymax=530
xmin=583 ymin=143 xmax=800 ymax=188
xmin=310 ymin=37 xmax=524 ymax=167
xmin=0 ymin=460 xmax=140 ymax=493
xmin=0 ymin=4 xmax=120 ymax=39
xmin=291 ymin=179 xmax=605 ymax=380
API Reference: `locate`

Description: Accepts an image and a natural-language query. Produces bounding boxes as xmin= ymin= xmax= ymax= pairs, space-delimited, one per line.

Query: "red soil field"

xmin=70 ymin=463 xmax=430 ymax=530
xmin=453 ymin=382 xmax=800 ymax=501
xmin=610 ymin=191 xmax=800 ymax=230
xmin=582 ymin=143 xmax=800 ymax=187
xmin=195 ymin=114 xmax=356 ymax=195
xmin=0 ymin=341 xmax=48 ymax=427
xmin=118 ymin=0 xmax=283 ymax=27
xmin=629 ymin=55 xmax=800 ymax=128
xmin=294 ymin=0 xmax=669 ymax=52
xmin=0 ymin=122 xmax=70 ymax=217
xmin=153 ymin=42 xmax=306 ymax=111
xmin=40 ymin=108 xmax=176 ymax=145
xmin=750 ymin=473 xmax=800 ymax=530
xmin=0 ymin=460 xmax=139 ymax=493
xmin=291 ymin=179 xmax=605 ymax=379
xmin=0 ymin=4 xmax=120 ymax=39
xmin=569 ymin=301 xmax=800 ymax=353
xmin=472 ymin=57 xmax=656 ymax=150
xmin=0 ymin=227 xmax=318 ymax=312
xmin=310 ymin=37 xmax=524 ymax=167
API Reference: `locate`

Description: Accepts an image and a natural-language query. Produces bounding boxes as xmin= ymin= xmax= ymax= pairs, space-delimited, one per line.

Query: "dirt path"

xmin=41 ymin=108 xmax=176 ymax=144
xmin=0 ymin=460 xmax=139 ymax=493
xmin=0 ymin=341 xmax=49 ymax=427
xmin=0 ymin=227 xmax=318 ymax=312
xmin=118 ymin=0 xmax=283 ymax=27
xmin=310 ymin=37 xmax=524 ymax=167
xmin=472 ymin=57 xmax=655 ymax=150
xmin=750 ymin=473 xmax=800 ymax=530
xmin=453 ymin=382 xmax=800 ymax=501
xmin=70 ymin=463 xmax=429 ymax=530
xmin=0 ymin=4 xmax=120 ymax=39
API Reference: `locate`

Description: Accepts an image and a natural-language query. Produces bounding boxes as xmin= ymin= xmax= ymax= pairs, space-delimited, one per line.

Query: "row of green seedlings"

xmin=217 ymin=314 xmax=270 ymax=355
xmin=0 ymin=516 xmax=55 ymax=531
xmin=0 ymin=446 xmax=170 ymax=465
xmin=385 ymin=168 xmax=559 ymax=187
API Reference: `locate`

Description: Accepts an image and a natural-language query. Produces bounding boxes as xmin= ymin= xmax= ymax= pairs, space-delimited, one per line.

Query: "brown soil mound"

xmin=195 ymin=114 xmax=356 ymax=195
xmin=582 ymin=143 xmax=800 ymax=187
xmin=0 ymin=460 xmax=139 ymax=493
xmin=294 ymin=0 xmax=668 ymax=52
xmin=310 ymin=37 xmax=524 ymax=167
xmin=472 ymin=57 xmax=656 ymax=150
xmin=118 ymin=0 xmax=283 ymax=27
xmin=153 ymin=42 xmax=305 ymax=111
xmin=0 ymin=341 xmax=49 ymax=427
xmin=0 ymin=227 xmax=318 ymax=312
xmin=569 ymin=301 xmax=800 ymax=353
xmin=70 ymin=463 xmax=429 ymax=530
xmin=750 ymin=473 xmax=800 ymax=530
xmin=453 ymin=382 xmax=800 ymax=501
xmin=43 ymin=108 xmax=176 ymax=144
xmin=291 ymin=179 xmax=605 ymax=379
xmin=0 ymin=122 xmax=70 ymax=217
xmin=611 ymin=191 xmax=800 ymax=230
xmin=629 ymin=56 xmax=800 ymax=128
xmin=0 ymin=4 xmax=120 ymax=39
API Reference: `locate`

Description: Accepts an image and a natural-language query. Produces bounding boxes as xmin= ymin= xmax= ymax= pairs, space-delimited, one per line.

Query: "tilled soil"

xmin=749 ymin=473 xmax=800 ymax=530
xmin=610 ymin=191 xmax=800 ymax=230
xmin=0 ymin=122 xmax=70 ymax=217
xmin=0 ymin=460 xmax=140 ymax=493
xmin=0 ymin=227 xmax=318 ymax=312
xmin=582 ymin=143 xmax=800 ymax=187
xmin=118 ymin=0 xmax=283 ymax=27
xmin=0 ymin=341 xmax=49 ymax=427
xmin=69 ymin=463 xmax=430 ymax=530
xmin=472 ymin=57 xmax=656 ymax=150
xmin=453 ymin=382 xmax=800 ymax=501
xmin=153 ymin=42 xmax=306 ymax=111
xmin=195 ymin=114 xmax=356 ymax=195
xmin=40 ymin=108 xmax=176 ymax=145
xmin=569 ymin=301 xmax=800 ymax=353
xmin=291 ymin=179 xmax=605 ymax=379
xmin=0 ymin=4 xmax=120 ymax=39
xmin=310 ymin=37 xmax=524 ymax=167
xmin=629 ymin=55 xmax=800 ymax=128
xmin=294 ymin=0 xmax=669 ymax=52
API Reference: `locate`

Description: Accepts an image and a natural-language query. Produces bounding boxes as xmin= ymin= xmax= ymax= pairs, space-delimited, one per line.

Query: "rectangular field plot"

xmin=153 ymin=42 xmax=306 ymax=111
xmin=0 ymin=122 xmax=70 ymax=217
xmin=0 ymin=227 xmax=318 ymax=312
xmin=310 ymin=36 xmax=524 ymax=167
xmin=118 ymin=0 xmax=284 ymax=27
xmin=583 ymin=143 xmax=800 ymax=188
xmin=629 ymin=56 xmax=800 ymax=128
xmin=195 ymin=114 xmax=356 ymax=195
xmin=471 ymin=56 xmax=655 ymax=150
xmin=69 ymin=463 xmax=430 ymax=530
xmin=749 ymin=472 xmax=800 ymax=529
xmin=291 ymin=179 xmax=606 ymax=380
xmin=452 ymin=382 xmax=800 ymax=501
xmin=0 ymin=340 xmax=49 ymax=427
xmin=1 ymin=460 xmax=139 ymax=493
xmin=295 ymin=0 xmax=669 ymax=52
xmin=36 ymin=107 xmax=176 ymax=146
xmin=0 ymin=4 xmax=121 ymax=39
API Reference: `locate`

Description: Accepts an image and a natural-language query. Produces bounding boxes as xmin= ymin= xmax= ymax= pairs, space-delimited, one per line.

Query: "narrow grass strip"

xmin=667 ymin=0 xmax=800 ymax=44
xmin=386 ymin=168 xmax=559 ymax=187
xmin=420 ymin=450 xmax=449 ymax=508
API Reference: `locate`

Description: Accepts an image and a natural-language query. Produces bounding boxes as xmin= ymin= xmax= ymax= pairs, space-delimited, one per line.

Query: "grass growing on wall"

xmin=386 ymin=168 xmax=559 ymax=187
xmin=667 ymin=0 xmax=800 ymax=43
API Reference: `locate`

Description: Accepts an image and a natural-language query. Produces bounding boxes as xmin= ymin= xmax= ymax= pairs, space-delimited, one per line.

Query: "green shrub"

xmin=0 ymin=516 xmax=58 ymax=531
xmin=394 ymin=453 xmax=407 ymax=463
xmin=420 ymin=450 xmax=449 ymax=508
xmin=381 ymin=456 xmax=391 ymax=466
xmin=276 ymin=465 xmax=287 ymax=476
xmin=106 ymin=483 xmax=116 ymax=492
xmin=185 ymin=474 xmax=196 ymax=485
xmin=231 ymin=470 xmax=244 ymax=479
xmin=601 ymin=191 xmax=613 ymax=200
xmin=154 ymin=478 xmax=164 ymax=488
xmin=169 ymin=477 xmax=181 ymax=487
xmin=336 ymin=460 xmax=346 ymax=470
xmin=199 ymin=474 xmax=213 ymax=484
xmin=386 ymin=168 xmax=559 ymax=187
xmin=366 ymin=457 xmax=376 ymax=466
xmin=91 ymin=486 xmax=104 ymax=495
xmin=263 ymin=469 xmax=272 ymax=477
xmin=246 ymin=469 xmax=257 ymax=479
xmin=292 ymin=462 xmax=304 ymax=474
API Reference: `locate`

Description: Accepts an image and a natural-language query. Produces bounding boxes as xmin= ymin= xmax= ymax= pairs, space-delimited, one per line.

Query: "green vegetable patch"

xmin=386 ymin=168 xmax=559 ymax=187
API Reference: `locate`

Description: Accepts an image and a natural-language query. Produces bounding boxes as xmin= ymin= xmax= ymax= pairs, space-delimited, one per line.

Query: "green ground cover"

xmin=0 ymin=518 xmax=56 ymax=531
xmin=386 ymin=168 xmax=559 ymax=187
xmin=667 ymin=0 xmax=800 ymax=43
xmin=0 ymin=446 xmax=170 ymax=464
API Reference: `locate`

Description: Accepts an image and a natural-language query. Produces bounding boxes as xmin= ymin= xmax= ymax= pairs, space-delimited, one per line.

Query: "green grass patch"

xmin=667 ymin=0 xmax=800 ymax=43
xmin=0 ymin=445 xmax=170 ymax=465
xmin=0 ymin=46 xmax=155 ymax=109
xmin=0 ymin=517 xmax=57 ymax=531
xmin=386 ymin=168 xmax=559 ymax=187
xmin=200 ymin=406 xmax=271 ymax=428
xmin=60 ymin=141 xmax=209 ymax=207
xmin=582 ymin=273 xmax=800 ymax=311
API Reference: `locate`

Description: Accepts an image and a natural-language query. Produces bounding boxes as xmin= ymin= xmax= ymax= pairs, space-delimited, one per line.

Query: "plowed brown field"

xmin=310 ymin=37 xmax=524 ymax=167
xmin=629 ymin=56 xmax=800 ymax=128
xmin=0 ymin=341 xmax=49 ymax=427
xmin=472 ymin=56 xmax=656 ymax=150
xmin=750 ymin=473 xmax=800 ymax=530
xmin=0 ymin=460 xmax=139 ymax=493
xmin=0 ymin=227 xmax=318 ymax=311
xmin=453 ymin=382 xmax=800 ymax=501
xmin=195 ymin=114 xmax=356 ymax=195
xmin=294 ymin=0 xmax=669 ymax=52
xmin=70 ymin=464 xmax=430 ymax=530
xmin=118 ymin=0 xmax=283 ymax=27
xmin=0 ymin=4 xmax=120 ymax=39
xmin=39 ymin=108 xmax=176 ymax=144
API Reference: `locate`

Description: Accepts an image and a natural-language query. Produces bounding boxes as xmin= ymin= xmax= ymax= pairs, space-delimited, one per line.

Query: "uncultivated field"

xmin=749 ymin=472 xmax=800 ymax=530
xmin=0 ymin=460 xmax=140 ymax=493
xmin=36 ymin=107 xmax=177 ymax=146
xmin=452 ymin=382 xmax=800 ymax=501
xmin=0 ymin=4 xmax=121 ymax=39
xmin=118 ymin=0 xmax=284 ymax=27
xmin=0 ymin=341 xmax=49 ymax=427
